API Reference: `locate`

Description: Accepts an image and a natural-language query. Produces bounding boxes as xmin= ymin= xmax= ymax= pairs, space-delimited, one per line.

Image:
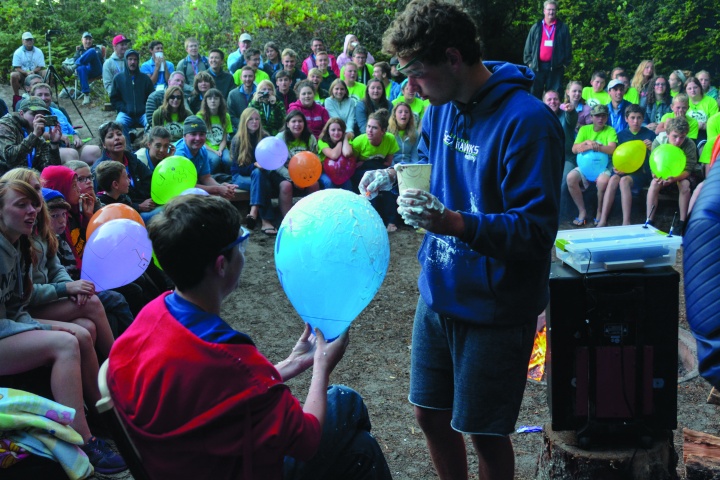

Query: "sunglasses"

xmin=169 ymin=95 xmax=182 ymax=100
xmin=220 ymin=227 xmax=250 ymax=255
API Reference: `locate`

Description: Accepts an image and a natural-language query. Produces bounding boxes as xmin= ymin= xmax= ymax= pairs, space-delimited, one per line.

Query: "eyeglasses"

xmin=397 ymin=55 xmax=424 ymax=79
xmin=220 ymin=227 xmax=250 ymax=255
xmin=169 ymin=95 xmax=182 ymax=100
xmin=78 ymin=175 xmax=93 ymax=183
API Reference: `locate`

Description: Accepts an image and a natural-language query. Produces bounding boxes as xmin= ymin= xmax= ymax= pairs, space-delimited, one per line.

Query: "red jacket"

xmin=108 ymin=293 xmax=321 ymax=479
xmin=287 ymin=101 xmax=329 ymax=139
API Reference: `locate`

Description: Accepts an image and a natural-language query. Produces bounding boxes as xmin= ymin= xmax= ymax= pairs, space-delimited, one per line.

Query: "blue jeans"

xmin=207 ymin=148 xmax=232 ymax=174
xmin=232 ymin=168 xmax=275 ymax=221
xmin=283 ymin=385 xmax=392 ymax=480
xmin=319 ymin=173 xmax=352 ymax=191
xmin=140 ymin=206 xmax=164 ymax=224
xmin=115 ymin=112 xmax=147 ymax=146
xmin=75 ymin=49 xmax=103 ymax=94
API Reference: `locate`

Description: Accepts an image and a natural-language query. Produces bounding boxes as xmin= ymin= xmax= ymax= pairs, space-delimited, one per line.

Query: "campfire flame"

xmin=527 ymin=325 xmax=547 ymax=381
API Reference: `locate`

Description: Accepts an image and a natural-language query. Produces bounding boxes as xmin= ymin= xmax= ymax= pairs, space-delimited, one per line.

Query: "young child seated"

xmin=582 ymin=70 xmax=611 ymax=109
xmin=597 ymin=104 xmax=656 ymax=227
xmin=646 ymin=116 xmax=702 ymax=234
xmin=107 ymin=195 xmax=391 ymax=479
xmin=568 ymin=104 xmax=618 ymax=226
xmin=95 ymin=160 xmax=132 ymax=206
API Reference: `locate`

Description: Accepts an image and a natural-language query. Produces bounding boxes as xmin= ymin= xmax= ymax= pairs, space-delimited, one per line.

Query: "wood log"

xmin=535 ymin=423 xmax=677 ymax=480
xmin=707 ymin=387 xmax=720 ymax=406
xmin=685 ymin=428 xmax=720 ymax=479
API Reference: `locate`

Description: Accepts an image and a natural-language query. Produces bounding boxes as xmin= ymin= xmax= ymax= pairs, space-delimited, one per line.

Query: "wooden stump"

xmin=535 ymin=424 xmax=677 ymax=479
xmin=684 ymin=428 xmax=720 ymax=479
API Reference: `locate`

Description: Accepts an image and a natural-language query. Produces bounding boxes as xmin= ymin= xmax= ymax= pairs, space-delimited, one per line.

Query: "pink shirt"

xmin=538 ymin=20 xmax=556 ymax=63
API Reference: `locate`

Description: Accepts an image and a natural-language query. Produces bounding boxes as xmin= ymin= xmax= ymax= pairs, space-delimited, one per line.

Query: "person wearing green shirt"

xmin=658 ymin=94 xmax=699 ymax=140
xmin=568 ymin=103 xmax=618 ymax=225
xmin=582 ymin=71 xmax=611 ymax=109
xmin=392 ymin=80 xmax=426 ymax=128
xmin=685 ymin=76 xmax=719 ymax=142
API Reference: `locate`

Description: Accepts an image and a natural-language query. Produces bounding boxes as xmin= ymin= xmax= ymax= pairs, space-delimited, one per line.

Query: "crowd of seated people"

xmin=1 ymin=28 xmax=719 ymax=476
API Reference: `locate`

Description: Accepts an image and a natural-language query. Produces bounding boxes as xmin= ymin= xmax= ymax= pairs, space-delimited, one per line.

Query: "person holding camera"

xmin=140 ymin=40 xmax=175 ymax=91
xmin=0 ymin=97 xmax=62 ymax=173
xmin=10 ymin=32 xmax=48 ymax=105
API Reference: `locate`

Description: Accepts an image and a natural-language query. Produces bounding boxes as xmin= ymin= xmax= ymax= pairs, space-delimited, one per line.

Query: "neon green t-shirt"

xmin=317 ymin=139 xmax=332 ymax=161
xmin=582 ymin=87 xmax=611 ymax=109
xmin=351 ymin=133 xmax=399 ymax=162
xmin=347 ymin=82 xmax=367 ymax=102
xmin=232 ymin=68 xmax=269 ymax=87
xmin=575 ymin=124 xmax=618 ymax=146
xmin=688 ymin=96 xmax=720 ymax=125
xmin=392 ymin=95 xmax=426 ymax=126
xmin=699 ymin=112 xmax=720 ymax=164
xmin=624 ymin=87 xmax=640 ymax=105
xmin=197 ymin=112 xmax=232 ymax=149
xmin=660 ymin=112 xmax=700 ymax=140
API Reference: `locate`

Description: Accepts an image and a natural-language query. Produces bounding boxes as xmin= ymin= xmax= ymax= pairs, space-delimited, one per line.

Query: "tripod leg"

xmin=45 ymin=65 xmax=94 ymax=138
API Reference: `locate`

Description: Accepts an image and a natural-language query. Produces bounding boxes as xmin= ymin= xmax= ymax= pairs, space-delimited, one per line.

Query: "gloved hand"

xmin=358 ymin=168 xmax=395 ymax=200
xmin=397 ymin=189 xmax=446 ymax=230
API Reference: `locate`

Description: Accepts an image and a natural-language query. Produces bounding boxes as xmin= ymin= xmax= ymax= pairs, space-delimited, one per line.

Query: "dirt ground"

xmin=8 ymin=84 xmax=717 ymax=480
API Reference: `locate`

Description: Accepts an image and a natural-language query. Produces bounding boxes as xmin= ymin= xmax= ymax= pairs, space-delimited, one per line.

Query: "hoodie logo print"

xmin=443 ymin=131 xmax=479 ymax=162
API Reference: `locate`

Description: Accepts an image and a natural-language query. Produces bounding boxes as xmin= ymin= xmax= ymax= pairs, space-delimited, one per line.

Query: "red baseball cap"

xmin=112 ymin=35 xmax=130 ymax=46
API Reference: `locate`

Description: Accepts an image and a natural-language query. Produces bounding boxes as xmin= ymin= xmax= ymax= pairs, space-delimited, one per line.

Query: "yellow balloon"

xmin=612 ymin=140 xmax=646 ymax=174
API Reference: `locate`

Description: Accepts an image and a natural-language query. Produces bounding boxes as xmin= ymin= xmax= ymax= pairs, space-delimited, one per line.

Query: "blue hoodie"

xmin=417 ymin=61 xmax=564 ymax=326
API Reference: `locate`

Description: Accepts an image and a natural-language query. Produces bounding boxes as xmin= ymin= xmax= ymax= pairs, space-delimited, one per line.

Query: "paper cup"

xmin=395 ymin=164 xmax=432 ymax=193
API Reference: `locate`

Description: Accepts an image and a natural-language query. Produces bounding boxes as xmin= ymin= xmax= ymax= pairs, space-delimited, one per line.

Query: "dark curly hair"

xmin=382 ymin=0 xmax=483 ymax=66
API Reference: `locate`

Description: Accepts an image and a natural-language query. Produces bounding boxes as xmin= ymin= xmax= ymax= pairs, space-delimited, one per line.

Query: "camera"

xmin=261 ymin=91 xmax=270 ymax=97
xmin=44 ymin=115 xmax=58 ymax=126
xmin=45 ymin=29 xmax=62 ymax=42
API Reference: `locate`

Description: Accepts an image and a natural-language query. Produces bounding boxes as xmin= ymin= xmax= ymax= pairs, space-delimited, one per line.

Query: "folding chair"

xmin=72 ymin=46 xmax=107 ymax=103
xmin=96 ymin=359 xmax=151 ymax=480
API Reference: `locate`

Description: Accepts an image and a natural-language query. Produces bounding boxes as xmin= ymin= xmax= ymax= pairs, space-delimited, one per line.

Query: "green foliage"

xmin=1 ymin=0 xmax=718 ymax=92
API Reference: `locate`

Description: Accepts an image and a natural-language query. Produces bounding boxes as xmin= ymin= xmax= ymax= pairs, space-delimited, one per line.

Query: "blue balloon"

xmin=275 ymin=190 xmax=390 ymax=340
xmin=577 ymin=150 xmax=610 ymax=182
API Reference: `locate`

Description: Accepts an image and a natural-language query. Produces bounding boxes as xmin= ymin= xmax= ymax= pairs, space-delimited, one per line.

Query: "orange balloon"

xmin=288 ymin=151 xmax=322 ymax=188
xmin=86 ymin=203 xmax=145 ymax=240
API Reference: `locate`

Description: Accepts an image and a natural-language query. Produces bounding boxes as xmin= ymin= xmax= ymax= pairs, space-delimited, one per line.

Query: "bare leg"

xmin=0 ymin=330 xmax=92 ymax=441
xmin=414 ymin=407 xmax=468 ymax=480
xmin=619 ymin=176 xmax=634 ymax=225
xmin=679 ymin=178 xmax=692 ymax=221
xmin=646 ymin=179 xmax=661 ymax=221
xmin=279 ymin=180 xmax=293 ymax=217
xmin=79 ymin=145 xmax=102 ymax=165
xmin=595 ymin=173 xmax=610 ymax=222
xmin=249 ymin=205 xmax=260 ymax=219
xmin=597 ymin=175 xmax=620 ymax=227
xmin=37 ymin=319 xmax=101 ymax=408
xmin=471 ymin=435 xmax=515 ymax=480
xmin=30 ymin=295 xmax=115 ymax=357
xmin=689 ymin=181 xmax=704 ymax=215
xmin=566 ymin=170 xmax=586 ymax=222
xmin=59 ymin=147 xmax=80 ymax=164
xmin=10 ymin=71 xmax=24 ymax=96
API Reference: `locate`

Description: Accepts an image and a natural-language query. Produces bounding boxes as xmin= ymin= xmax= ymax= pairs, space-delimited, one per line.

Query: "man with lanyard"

xmin=360 ymin=0 xmax=563 ymax=478
xmin=206 ymin=49 xmax=234 ymax=99
xmin=0 ymin=96 xmax=61 ymax=173
xmin=174 ymin=116 xmax=236 ymax=199
xmin=140 ymin=40 xmax=175 ymax=91
xmin=103 ymin=35 xmax=131 ymax=95
xmin=176 ymin=37 xmax=209 ymax=89
xmin=10 ymin=32 xmax=48 ymax=106
xmin=606 ymin=79 xmax=630 ymax=133
xmin=228 ymin=67 xmax=256 ymax=131
xmin=523 ymin=0 xmax=572 ymax=98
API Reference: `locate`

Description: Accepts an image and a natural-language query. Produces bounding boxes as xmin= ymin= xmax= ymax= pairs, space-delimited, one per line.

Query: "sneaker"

xmin=81 ymin=436 xmax=127 ymax=474
xmin=82 ymin=94 xmax=91 ymax=105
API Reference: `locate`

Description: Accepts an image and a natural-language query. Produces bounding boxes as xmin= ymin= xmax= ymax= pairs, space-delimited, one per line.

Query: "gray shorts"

xmin=408 ymin=297 xmax=536 ymax=435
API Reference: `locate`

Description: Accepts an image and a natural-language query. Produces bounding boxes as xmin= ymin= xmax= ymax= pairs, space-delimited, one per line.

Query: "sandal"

xmin=572 ymin=217 xmax=586 ymax=226
xmin=261 ymin=227 xmax=277 ymax=236
xmin=593 ymin=218 xmax=600 ymax=226
xmin=245 ymin=214 xmax=257 ymax=230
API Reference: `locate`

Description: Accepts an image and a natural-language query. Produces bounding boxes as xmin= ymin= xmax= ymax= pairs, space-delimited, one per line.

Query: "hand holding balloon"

xmin=276 ymin=324 xmax=317 ymax=381
xmin=313 ymin=329 xmax=349 ymax=377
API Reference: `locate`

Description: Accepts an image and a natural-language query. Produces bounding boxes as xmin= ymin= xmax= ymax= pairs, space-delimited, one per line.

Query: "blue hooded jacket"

xmin=417 ymin=61 xmax=564 ymax=325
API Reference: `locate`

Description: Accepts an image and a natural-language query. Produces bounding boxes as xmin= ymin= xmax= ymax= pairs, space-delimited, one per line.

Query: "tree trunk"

xmin=536 ymin=423 xmax=678 ymax=479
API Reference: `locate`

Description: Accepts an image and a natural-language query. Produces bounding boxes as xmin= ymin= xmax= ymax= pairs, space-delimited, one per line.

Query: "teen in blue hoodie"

xmin=361 ymin=1 xmax=564 ymax=478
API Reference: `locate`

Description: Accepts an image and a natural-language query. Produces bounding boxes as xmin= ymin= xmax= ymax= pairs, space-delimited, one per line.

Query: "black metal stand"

xmin=43 ymin=38 xmax=93 ymax=137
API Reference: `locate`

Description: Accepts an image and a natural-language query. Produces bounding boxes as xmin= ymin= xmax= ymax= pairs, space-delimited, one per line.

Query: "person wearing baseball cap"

xmin=567 ymin=101 xmax=618 ymax=226
xmin=227 ymin=32 xmax=264 ymax=73
xmin=174 ymin=116 xmax=236 ymax=199
xmin=10 ymin=32 xmax=47 ymax=103
xmin=103 ymin=34 xmax=132 ymax=95
xmin=0 ymin=97 xmax=61 ymax=172
xmin=606 ymin=78 xmax=630 ymax=133
xmin=68 ymin=31 xmax=104 ymax=104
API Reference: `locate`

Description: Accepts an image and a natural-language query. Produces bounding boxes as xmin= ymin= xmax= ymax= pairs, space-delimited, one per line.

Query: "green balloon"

xmin=151 ymin=156 xmax=198 ymax=205
xmin=649 ymin=143 xmax=686 ymax=180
